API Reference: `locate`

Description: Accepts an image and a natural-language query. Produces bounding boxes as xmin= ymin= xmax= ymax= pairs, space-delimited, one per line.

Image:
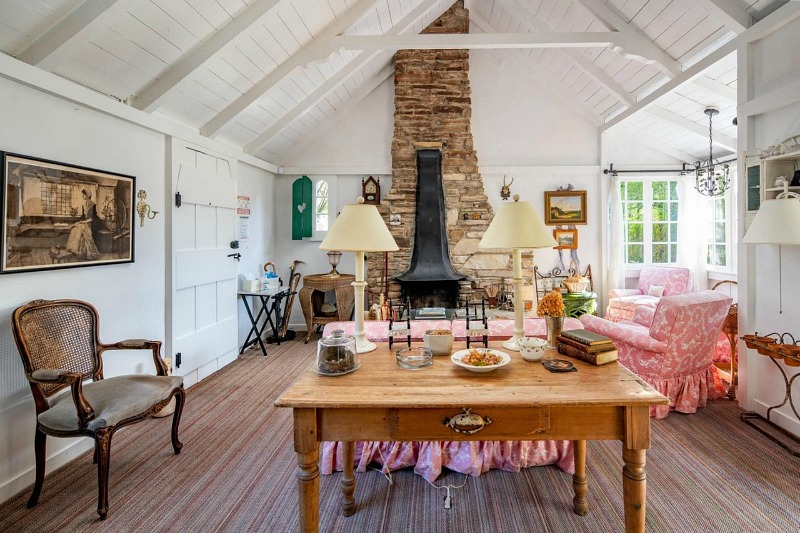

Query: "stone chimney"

xmin=369 ymin=1 xmax=531 ymax=305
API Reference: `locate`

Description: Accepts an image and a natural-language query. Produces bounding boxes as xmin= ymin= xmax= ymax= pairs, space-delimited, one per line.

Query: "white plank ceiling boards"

xmin=0 ymin=0 xmax=792 ymax=167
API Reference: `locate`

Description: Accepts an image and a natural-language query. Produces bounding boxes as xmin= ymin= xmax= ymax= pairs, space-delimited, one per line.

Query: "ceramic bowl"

xmin=451 ymin=349 xmax=511 ymax=373
xmin=423 ymin=329 xmax=454 ymax=355
xmin=518 ymin=337 xmax=548 ymax=362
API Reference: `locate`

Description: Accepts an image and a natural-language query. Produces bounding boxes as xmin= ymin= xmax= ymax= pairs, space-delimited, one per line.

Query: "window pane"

xmin=653 ymin=244 xmax=667 ymax=263
xmin=669 ymin=181 xmax=678 ymax=198
xmin=316 ymin=214 xmax=328 ymax=232
xmin=715 ymin=222 xmax=725 ymax=242
xmin=628 ymin=223 xmax=643 ymax=242
xmin=715 ymin=198 xmax=725 ymax=220
xmin=628 ymin=244 xmax=643 ymax=263
xmin=316 ymin=196 xmax=328 ymax=214
xmin=670 ymin=244 xmax=677 ymax=262
xmin=652 ymin=181 xmax=667 ymax=201
xmin=670 ymin=223 xmax=677 ymax=241
xmin=652 ymin=223 xmax=667 ymax=241
xmin=716 ymin=245 xmax=726 ymax=266
xmin=652 ymin=202 xmax=667 ymax=222
xmin=628 ymin=181 xmax=643 ymax=201
xmin=316 ymin=180 xmax=328 ymax=197
xmin=707 ymin=244 xmax=713 ymax=264
xmin=627 ymin=202 xmax=643 ymax=221
xmin=670 ymin=203 xmax=678 ymax=221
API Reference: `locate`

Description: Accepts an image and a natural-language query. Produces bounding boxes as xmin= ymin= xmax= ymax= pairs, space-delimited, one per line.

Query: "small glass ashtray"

xmin=396 ymin=346 xmax=433 ymax=370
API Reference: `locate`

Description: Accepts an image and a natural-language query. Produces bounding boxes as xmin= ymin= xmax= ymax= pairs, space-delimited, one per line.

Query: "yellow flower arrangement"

xmin=537 ymin=289 xmax=565 ymax=317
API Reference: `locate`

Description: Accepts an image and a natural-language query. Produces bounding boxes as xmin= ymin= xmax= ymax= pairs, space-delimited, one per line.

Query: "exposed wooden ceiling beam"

xmin=132 ymin=0 xmax=282 ymax=112
xmin=645 ymin=106 xmax=736 ymax=152
xmin=696 ymin=0 xmax=750 ymax=33
xmin=689 ymin=76 xmax=737 ymax=103
xmin=492 ymin=0 xmax=636 ymax=106
xmin=242 ymin=0 xmax=449 ymax=152
xmin=330 ymin=31 xmax=621 ymax=50
xmin=470 ymin=13 xmax=603 ymax=126
xmin=16 ymin=0 xmax=123 ymax=70
xmin=575 ymin=0 xmax=681 ymax=76
xmin=200 ymin=0 xmax=385 ymax=137
xmin=602 ymin=1 xmax=800 ymax=132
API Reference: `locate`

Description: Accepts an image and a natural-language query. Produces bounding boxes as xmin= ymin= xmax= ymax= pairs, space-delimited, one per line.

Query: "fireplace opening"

xmin=401 ymin=281 xmax=460 ymax=310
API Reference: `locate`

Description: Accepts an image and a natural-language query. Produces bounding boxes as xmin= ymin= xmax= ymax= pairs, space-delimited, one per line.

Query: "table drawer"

xmin=319 ymin=407 xmax=551 ymax=441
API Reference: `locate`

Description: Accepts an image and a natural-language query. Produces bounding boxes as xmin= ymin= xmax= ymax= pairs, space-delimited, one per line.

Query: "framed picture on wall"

xmin=544 ymin=190 xmax=587 ymax=225
xmin=553 ymin=229 xmax=578 ymax=249
xmin=1 ymin=152 xmax=135 ymax=274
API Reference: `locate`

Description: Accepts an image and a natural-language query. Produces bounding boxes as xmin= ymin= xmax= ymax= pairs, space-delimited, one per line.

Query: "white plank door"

xmin=168 ymin=138 xmax=238 ymax=386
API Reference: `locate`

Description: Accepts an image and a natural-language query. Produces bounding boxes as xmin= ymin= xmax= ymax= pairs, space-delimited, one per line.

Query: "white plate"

xmin=451 ymin=349 xmax=511 ymax=373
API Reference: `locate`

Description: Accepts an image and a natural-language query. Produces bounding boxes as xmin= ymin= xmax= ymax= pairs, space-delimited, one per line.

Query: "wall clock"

xmin=362 ymin=176 xmax=380 ymax=205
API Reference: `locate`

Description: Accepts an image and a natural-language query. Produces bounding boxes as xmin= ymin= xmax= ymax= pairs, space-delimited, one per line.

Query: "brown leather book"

xmin=557 ymin=343 xmax=618 ymax=365
xmin=557 ymin=335 xmax=617 ymax=354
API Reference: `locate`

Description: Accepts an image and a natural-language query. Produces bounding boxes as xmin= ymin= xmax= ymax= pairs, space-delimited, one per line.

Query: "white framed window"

xmin=705 ymin=182 xmax=736 ymax=272
xmin=620 ymin=179 xmax=679 ymax=265
xmin=310 ymin=175 xmax=337 ymax=241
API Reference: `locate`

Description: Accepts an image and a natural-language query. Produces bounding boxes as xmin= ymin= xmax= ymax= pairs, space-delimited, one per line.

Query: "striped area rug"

xmin=1 ymin=338 xmax=798 ymax=532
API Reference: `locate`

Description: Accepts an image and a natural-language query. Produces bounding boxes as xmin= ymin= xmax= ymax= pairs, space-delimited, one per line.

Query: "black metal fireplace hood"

xmin=395 ymin=149 xmax=466 ymax=283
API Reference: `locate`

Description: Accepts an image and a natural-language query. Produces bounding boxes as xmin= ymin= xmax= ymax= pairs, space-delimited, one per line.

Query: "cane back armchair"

xmin=12 ymin=299 xmax=185 ymax=520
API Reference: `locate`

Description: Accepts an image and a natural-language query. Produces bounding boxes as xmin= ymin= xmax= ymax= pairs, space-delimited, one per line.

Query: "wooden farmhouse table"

xmin=275 ymin=342 xmax=668 ymax=532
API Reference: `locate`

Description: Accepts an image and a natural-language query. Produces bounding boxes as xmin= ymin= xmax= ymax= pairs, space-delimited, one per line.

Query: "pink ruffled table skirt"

xmin=321 ymin=440 xmax=575 ymax=483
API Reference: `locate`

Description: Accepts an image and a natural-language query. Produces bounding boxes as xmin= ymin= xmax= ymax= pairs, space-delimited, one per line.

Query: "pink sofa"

xmin=581 ymin=291 xmax=731 ymax=419
xmin=319 ymin=316 xmax=583 ymax=481
xmin=605 ymin=265 xmax=692 ymax=322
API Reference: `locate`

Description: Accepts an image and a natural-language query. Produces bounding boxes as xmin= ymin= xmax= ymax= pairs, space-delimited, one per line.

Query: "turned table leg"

xmin=622 ymin=447 xmax=646 ymax=532
xmin=341 ymin=441 xmax=356 ymax=516
xmin=572 ymin=439 xmax=588 ymax=516
xmin=294 ymin=409 xmax=319 ymax=533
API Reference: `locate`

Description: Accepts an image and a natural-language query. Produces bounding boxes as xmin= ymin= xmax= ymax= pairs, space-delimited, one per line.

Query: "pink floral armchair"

xmin=581 ymin=290 xmax=731 ymax=419
xmin=605 ymin=265 xmax=692 ymax=322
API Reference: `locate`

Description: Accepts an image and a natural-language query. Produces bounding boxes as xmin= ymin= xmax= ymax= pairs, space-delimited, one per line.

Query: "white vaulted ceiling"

xmin=0 ymin=0 xmax=793 ymax=167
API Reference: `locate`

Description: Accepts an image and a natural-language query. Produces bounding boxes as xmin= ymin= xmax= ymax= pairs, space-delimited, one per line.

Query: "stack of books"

xmin=557 ymin=329 xmax=618 ymax=365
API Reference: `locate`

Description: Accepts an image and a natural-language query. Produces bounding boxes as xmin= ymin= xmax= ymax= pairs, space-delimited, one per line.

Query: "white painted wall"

xmin=743 ymin=19 xmax=800 ymax=436
xmin=0 ymin=76 xmax=278 ymax=502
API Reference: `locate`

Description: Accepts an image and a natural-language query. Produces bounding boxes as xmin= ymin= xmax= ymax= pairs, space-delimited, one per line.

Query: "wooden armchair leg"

xmin=28 ymin=428 xmax=46 ymax=508
xmin=171 ymin=388 xmax=185 ymax=455
xmin=95 ymin=429 xmax=113 ymax=520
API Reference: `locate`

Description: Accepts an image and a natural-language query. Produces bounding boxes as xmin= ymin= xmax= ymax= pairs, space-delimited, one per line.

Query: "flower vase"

xmin=545 ymin=316 xmax=564 ymax=349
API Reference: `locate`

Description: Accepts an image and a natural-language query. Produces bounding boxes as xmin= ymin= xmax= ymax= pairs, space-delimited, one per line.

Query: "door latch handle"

xmin=227 ymin=253 xmax=241 ymax=261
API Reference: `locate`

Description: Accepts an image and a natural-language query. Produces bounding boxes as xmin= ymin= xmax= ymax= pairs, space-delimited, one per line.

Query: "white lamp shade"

xmin=479 ymin=196 xmax=557 ymax=249
xmin=742 ymin=197 xmax=800 ymax=245
xmin=319 ymin=200 xmax=399 ymax=252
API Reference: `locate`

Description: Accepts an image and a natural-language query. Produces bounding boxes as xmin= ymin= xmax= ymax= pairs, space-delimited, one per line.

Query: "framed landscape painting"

xmin=1 ymin=152 xmax=135 ymax=273
xmin=544 ymin=190 xmax=587 ymax=225
xmin=553 ymin=229 xmax=578 ymax=249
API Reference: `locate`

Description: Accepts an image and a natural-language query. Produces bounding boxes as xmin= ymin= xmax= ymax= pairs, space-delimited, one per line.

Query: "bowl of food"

xmin=423 ymin=329 xmax=454 ymax=355
xmin=451 ymin=348 xmax=511 ymax=373
xmin=518 ymin=337 xmax=548 ymax=362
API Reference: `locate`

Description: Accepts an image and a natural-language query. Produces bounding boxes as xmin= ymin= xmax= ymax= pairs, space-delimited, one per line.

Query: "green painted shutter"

xmin=292 ymin=176 xmax=313 ymax=240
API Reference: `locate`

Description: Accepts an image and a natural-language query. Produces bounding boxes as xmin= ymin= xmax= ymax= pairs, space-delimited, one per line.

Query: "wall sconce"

xmin=136 ymin=189 xmax=158 ymax=227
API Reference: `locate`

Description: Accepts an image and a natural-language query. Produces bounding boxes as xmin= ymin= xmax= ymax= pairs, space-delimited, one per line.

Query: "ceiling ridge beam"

xmin=575 ymin=0 xmax=680 ymax=76
xmin=601 ymin=1 xmax=800 ymax=131
xmin=132 ymin=0 xmax=282 ymax=112
xmin=645 ymin=106 xmax=736 ymax=152
xmin=497 ymin=0 xmax=635 ymax=107
xmin=470 ymin=13 xmax=602 ymax=126
xmin=696 ymin=0 xmax=750 ymax=33
xmin=241 ymin=0 xmax=448 ymax=153
xmin=200 ymin=0 xmax=384 ymax=137
xmin=16 ymin=0 xmax=124 ymax=70
xmin=275 ymin=67 xmax=395 ymax=167
xmin=329 ymin=31 xmax=621 ymax=50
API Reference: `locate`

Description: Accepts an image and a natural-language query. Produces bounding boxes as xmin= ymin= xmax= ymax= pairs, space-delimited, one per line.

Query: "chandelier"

xmin=695 ymin=107 xmax=730 ymax=197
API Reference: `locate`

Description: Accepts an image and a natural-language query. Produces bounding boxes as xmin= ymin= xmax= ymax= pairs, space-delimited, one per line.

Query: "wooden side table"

xmin=300 ymin=274 xmax=355 ymax=343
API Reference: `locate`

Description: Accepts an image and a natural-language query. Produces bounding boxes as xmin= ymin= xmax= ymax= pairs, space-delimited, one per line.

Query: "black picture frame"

xmin=1 ymin=152 xmax=135 ymax=274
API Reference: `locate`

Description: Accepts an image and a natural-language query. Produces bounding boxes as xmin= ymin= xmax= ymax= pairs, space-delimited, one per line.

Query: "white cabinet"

xmin=746 ymin=150 xmax=800 ymax=211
